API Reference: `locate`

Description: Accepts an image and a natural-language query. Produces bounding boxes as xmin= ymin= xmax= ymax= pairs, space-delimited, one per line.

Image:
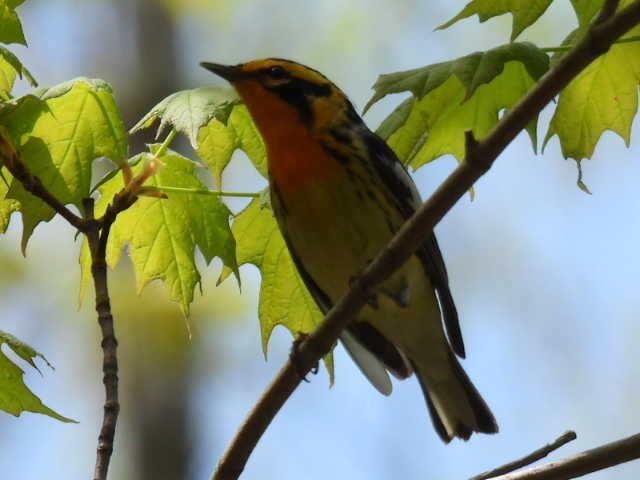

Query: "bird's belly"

xmin=272 ymin=171 xmax=450 ymax=363
xmin=273 ymin=171 xmax=403 ymax=303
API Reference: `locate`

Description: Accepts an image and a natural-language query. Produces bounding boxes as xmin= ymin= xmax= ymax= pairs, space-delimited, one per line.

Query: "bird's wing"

xmin=361 ymin=129 xmax=465 ymax=358
xmin=280 ymin=223 xmax=409 ymax=385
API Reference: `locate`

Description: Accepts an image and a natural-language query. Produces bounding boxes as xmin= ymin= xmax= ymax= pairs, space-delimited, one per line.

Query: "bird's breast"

xmin=270 ymin=158 xmax=404 ymax=302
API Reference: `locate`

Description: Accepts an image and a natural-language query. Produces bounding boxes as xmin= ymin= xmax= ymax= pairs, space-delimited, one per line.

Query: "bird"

xmin=201 ymin=58 xmax=498 ymax=442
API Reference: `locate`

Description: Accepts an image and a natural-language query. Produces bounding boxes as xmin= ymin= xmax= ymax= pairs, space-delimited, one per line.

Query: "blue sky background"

xmin=1 ymin=1 xmax=639 ymax=479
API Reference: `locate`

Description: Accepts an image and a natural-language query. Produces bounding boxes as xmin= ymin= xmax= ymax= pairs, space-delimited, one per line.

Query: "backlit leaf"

xmin=0 ymin=45 xmax=36 ymax=97
xmin=365 ymin=42 xmax=548 ymax=113
xmin=131 ymin=86 xmax=240 ymax=149
xmin=570 ymin=0 xmax=603 ymax=28
xmin=544 ymin=7 xmax=640 ymax=161
xmin=436 ymin=0 xmax=553 ymax=41
xmin=0 ymin=0 xmax=26 ymax=45
xmin=0 ymin=169 xmax=18 ymax=233
xmin=79 ymin=149 xmax=237 ymax=315
xmin=2 ymin=78 xmax=127 ymax=250
xmin=196 ymin=104 xmax=266 ymax=188
xmin=219 ymin=196 xmax=333 ymax=380
xmin=369 ymin=43 xmax=548 ymax=168
xmin=0 ymin=330 xmax=74 ymax=422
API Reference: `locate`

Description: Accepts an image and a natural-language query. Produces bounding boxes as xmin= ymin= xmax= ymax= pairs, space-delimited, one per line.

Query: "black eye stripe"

xmin=302 ymin=81 xmax=331 ymax=97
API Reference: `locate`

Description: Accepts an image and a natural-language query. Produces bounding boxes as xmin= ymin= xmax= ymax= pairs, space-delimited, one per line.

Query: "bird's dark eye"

xmin=267 ymin=65 xmax=289 ymax=79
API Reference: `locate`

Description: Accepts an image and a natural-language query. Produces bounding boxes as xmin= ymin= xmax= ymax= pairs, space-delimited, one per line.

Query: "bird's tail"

xmin=414 ymin=350 xmax=498 ymax=443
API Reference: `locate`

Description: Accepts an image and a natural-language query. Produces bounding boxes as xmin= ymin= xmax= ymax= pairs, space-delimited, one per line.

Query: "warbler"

xmin=202 ymin=58 xmax=497 ymax=442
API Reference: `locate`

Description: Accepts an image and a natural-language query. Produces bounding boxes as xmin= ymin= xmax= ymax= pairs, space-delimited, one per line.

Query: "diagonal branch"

xmin=470 ymin=431 xmax=577 ymax=480
xmin=488 ymin=432 xmax=640 ymax=480
xmin=212 ymin=2 xmax=640 ymax=479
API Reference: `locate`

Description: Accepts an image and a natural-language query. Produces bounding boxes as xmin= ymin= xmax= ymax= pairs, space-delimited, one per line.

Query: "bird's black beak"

xmin=200 ymin=62 xmax=245 ymax=82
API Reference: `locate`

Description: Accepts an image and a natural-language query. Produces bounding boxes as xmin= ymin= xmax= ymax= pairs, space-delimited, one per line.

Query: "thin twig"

xmin=470 ymin=431 xmax=577 ymax=480
xmin=211 ymin=2 xmax=640 ymax=479
xmin=87 ymin=186 xmax=138 ymax=480
xmin=83 ymin=198 xmax=119 ymax=480
xmin=0 ymin=132 xmax=86 ymax=231
xmin=490 ymin=432 xmax=640 ymax=480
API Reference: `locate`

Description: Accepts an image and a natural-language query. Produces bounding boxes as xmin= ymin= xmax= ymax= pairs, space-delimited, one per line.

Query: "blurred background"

xmin=1 ymin=0 xmax=639 ymax=479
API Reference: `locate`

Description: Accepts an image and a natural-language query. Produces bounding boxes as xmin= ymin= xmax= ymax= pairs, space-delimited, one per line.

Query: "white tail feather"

xmin=340 ymin=332 xmax=392 ymax=395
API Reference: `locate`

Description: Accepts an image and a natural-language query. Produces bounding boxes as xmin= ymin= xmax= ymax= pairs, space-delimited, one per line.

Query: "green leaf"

xmin=80 ymin=149 xmax=237 ymax=315
xmin=570 ymin=0 xmax=603 ymax=28
xmin=196 ymin=104 xmax=267 ymax=188
xmin=0 ymin=330 xmax=75 ymax=422
xmin=1 ymin=78 xmax=127 ymax=250
xmin=219 ymin=196 xmax=333 ymax=380
xmin=0 ymin=0 xmax=26 ymax=45
xmin=544 ymin=12 xmax=640 ymax=160
xmin=130 ymin=86 xmax=241 ymax=149
xmin=0 ymin=45 xmax=36 ymax=97
xmin=371 ymin=43 xmax=548 ymax=168
xmin=436 ymin=0 xmax=553 ymax=41
xmin=365 ymin=42 xmax=548 ymax=113
xmin=0 ymin=169 xmax=18 ymax=233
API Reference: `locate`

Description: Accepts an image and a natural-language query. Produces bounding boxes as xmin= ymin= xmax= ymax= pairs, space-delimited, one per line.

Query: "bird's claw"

xmin=290 ymin=332 xmax=319 ymax=382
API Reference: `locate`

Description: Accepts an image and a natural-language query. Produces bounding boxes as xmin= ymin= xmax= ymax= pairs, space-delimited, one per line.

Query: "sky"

xmin=1 ymin=1 xmax=640 ymax=479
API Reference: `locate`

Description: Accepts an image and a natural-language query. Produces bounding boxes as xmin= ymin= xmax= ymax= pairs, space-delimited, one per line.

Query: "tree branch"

xmin=0 ymin=132 xmax=86 ymax=231
xmin=83 ymin=198 xmax=119 ymax=480
xmin=211 ymin=2 xmax=640 ymax=479
xmin=470 ymin=431 xmax=577 ymax=480
xmin=489 ymin=432 xmax=640 ymax=480
xmin=86 ymin=189 xmax=138 ymax=480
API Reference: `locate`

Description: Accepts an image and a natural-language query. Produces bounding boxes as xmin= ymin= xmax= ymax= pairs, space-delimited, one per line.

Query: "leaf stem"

xmin=154 ymin=128 xmax=178 ymax=157
xmin=156 ymin=185 xmax=260 ymax=198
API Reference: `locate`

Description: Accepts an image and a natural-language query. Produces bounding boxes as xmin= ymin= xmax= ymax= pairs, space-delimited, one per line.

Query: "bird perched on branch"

xmin=202 ymin=58 xmax=497 ymax=442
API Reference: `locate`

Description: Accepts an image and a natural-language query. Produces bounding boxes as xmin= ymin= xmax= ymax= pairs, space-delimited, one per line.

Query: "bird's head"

xmin=201 ymin=58 xmax=356 ymax=135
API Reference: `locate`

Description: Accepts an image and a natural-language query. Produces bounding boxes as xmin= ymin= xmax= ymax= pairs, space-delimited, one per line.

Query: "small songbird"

xmin=202 ymin=58 xmax=497 ymax=442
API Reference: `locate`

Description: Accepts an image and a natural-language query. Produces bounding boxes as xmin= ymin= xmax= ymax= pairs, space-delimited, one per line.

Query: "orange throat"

xmin=234 ymin=80 xmax=339 ymax=194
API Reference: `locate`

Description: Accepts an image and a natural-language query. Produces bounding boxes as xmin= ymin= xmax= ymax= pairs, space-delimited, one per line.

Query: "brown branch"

xmin=86 ymin=189 xmax=138 ymax=480
xmin=211 ymin=2 xmax=640 ymax=479
xmin=83 ymin=198 xmax=119 ymax=480
xmin=470 ymin=431 xmax=577 ymax=480
xmin=0 ymin=132 xmax=86 ymax=231
xmin=596 ymin=0 xmax=621 ymax=23
xmin=489 ymin=432 xmax=640 ymax=480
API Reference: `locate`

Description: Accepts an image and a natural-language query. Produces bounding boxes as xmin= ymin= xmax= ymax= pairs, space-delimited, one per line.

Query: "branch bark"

xmin=211 ymin=2 xmax=640 ymax=479
xmin=489 ymin=432 xmax=640 ymax=480
xmin=84 ymin=198 xmax=120 ymax=480
xmin=85 ymin=191 xmax=137 ymax=480
xmin=470 ymin=431 xmax=577 ymax=480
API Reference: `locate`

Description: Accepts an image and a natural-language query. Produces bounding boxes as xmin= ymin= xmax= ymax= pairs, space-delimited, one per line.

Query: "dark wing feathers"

xmin=361 ymin=129 xmax=465 ymax=358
